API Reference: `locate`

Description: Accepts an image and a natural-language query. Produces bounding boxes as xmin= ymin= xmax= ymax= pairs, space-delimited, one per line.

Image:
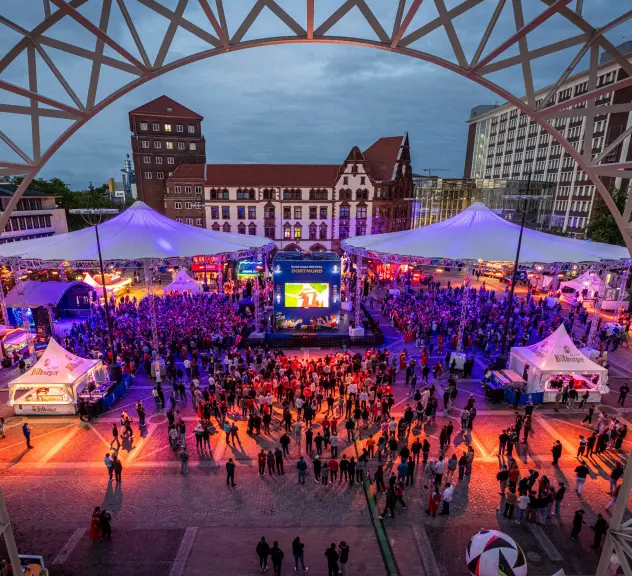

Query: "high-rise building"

xmin=129 ymin=96 xmax=206 ymax=214
xmin=464 ymin=42 xmax=632 ymax=237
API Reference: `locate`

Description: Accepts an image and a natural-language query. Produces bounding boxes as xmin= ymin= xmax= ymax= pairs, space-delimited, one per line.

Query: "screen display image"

xmin=285 ymin=283 xmax=329 ymax=308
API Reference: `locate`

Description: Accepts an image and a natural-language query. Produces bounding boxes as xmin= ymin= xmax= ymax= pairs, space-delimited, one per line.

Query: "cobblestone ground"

xmin=0 ymin=278 xmax=630 ymax=575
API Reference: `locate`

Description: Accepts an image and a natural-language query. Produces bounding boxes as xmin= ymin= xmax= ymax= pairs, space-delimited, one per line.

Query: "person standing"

xmin=226 ymin=457 xmax=236 ymax=487
xmin=574 ymin=461 xmax=590 ymax=495
xmin=605 ymin=483 xmax=621 ymax=513
xmin=257 ymin=449 xmax=266 ymax=477
xmin=256 ymin=536 xmax=270 ymax=573
xmin=112 ymin=454 xmax=122 ymax=483
xmin=609 ymin=462 xmax=624 ymax=495
xmin=516 ymin=492 xmax=529 ymax=524
xmin=570 ymin=509 xmax=585 ymax=540
xmin=503 ymin=488 xmax=517 ymax=519
xmin=297 ymin=456 xmax=307 ymax=484
xmin=551 ymin=440 xmax=562 ymax=466
xmin=22 ymin=422 xmax=32 ymax=449
xmin=104 ymin=453 xmax=113 ymax=480
xmin=553 ymin=482 xmax=565 ymax=516
xmin=89 ymin=506 xmax=102 ymax=541
xmin=179 ymin=448 xmax=189 ymax=475
xmin=618 ymin=383 xmax=629 ymax=407
xmin=325 ymin=543 xmax=339 ymax=576
xmin=99 ymin=509 xmax=112 ymax=540
xmin=338 ymin=541 xmax=350 ymax=576
xmin=591 ymin=514 xmax=609 ymax=549
xmin=577 ymin=435 xmax=587 ymax=459
xmin=270 ymin=541 xmax=284 ymax=576
xmin=292 ymin=536 xmax=308 ymax=573
xmin=440 ymin=483 xmax=454 ymax=516
xmin=275 ymin=447 xmax=284 ymax=475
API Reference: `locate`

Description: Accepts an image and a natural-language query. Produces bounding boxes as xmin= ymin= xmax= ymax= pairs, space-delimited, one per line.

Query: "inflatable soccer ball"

xmin=466 ymin=530 xmax=527 ymax=576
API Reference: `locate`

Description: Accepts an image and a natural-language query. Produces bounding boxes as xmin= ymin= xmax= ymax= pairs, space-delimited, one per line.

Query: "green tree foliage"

xmin=586 ymin=187 xmax=626 ymax=246
xmin=10 ymin=176 xmax=130 ymax=231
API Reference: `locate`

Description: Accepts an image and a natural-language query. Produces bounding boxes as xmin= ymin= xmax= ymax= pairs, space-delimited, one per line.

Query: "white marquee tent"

xmin=560 ymin=271 xmax=604 ymax=295
xmin=509 ymin=324 xmax=608 ymax=402
xmin=164 ymin=268 xmax=202 ymax=295
xmin=8 ymin=337 xmax=103 ymax=415
xmin=342 ymin=202 xmax=630 ymax=264
xmin=0 ymin=201 xmax=274 ymax=263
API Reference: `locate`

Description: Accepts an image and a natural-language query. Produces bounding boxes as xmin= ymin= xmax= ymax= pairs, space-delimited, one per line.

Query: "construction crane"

xmin=420 ymin=168 xmax=449 ymax=177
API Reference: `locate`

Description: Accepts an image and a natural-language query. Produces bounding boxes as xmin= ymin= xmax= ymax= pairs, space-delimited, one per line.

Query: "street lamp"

xmin=69 ymin=208 xmax=118 ymax=363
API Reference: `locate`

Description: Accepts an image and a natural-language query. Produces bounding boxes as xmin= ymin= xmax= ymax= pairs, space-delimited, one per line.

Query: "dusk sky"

xmin=0 ymin=0 xmax=628 ymax=190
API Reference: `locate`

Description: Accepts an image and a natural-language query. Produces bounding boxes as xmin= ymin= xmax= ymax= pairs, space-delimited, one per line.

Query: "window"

xmin=248 ymin=207 xmax=256 ymax=219
xmin=284 ymin=223 xmax=291 ymax=239
xmin=343 ymin=177 xmax=348 ymax=185
xmin=174 ymin=201 xmax=182 ymax=210
xmin=339 ymin=188 xmax=352 ymax=201
xmin=185 ymin=218 xmax=193 ymax=225
xmin=196 ymin=218 xmax=202 ymax=226
xmin=283 ymin=188 xmax=301 ymax=200
xmin=157 ymin=172 xmax=164 ymax=179
xmin=263 ymin=188 xmax=276 ymax=200
xmin=319 ymin=223 xmax=327 ymax=240
xmin=283 ymin=207 xmax=292 ymax=219
xmin=195 ymin=186 xmax=202 ymax=195
xmin=154 ymin=141 xmax=162 ymax=149
xmin=319 ymin=207 xmax=327 ymax=219
xmin=264 ymin=226 xmax=275 ymax=239
xmin=189 ymin=143 xmax=197 ymax=151
xmin=310 ymin=189 xmax=328 ymax=200
xmin=141 ymin=140 xmax=149 ymax=149
xmin=185 ymin=186 xmax=192 ymax=194
xmin=166 ymin=141 xmax=173 ymax=150
xmin=237 ymin=206 xmax=246 ymax=219
xmin=356 ymin=189 xmax=368 ymax=200
xmin=176 ymin=124 xmax=183 ymax=133
xmin=144 ymin=171 xmax=152 ymax=179
xmin=188 ymin=125 xmax=195 ymax=133
xmin=264 ymin=206 xmax=275 ymax=219
xmin=174 ymin=185 xmax=182 ymax=193
xmin=222 ymin=223 xmax=231 ymax=233
xmin=238 ymin=223 xmax=246 ymax=235
xmin=355 ymin=224 xmax=366 ymax=236
xmin=176 ymin=217 xmax=183 ymax=223
xmin=222 ymin=206 xmax=230 ymax=219
xmin=178 ymin=142 xmax=185 ymax=150
xmin=139 ymin=122 xmax=148 ymax=131
xmin=356 ymin=206 xmax=367 ymax=218
xmin=167 ymin=157 xmax=174 ymax=165
xmin=294 ymin=224 xmax=302 ymax=240
xmin=309 ymin=223 xmax=317 ymax=240
xmin=143 ymin=156 xmax=151 ymax=163
xmin=248 ymin=223 xmax=257 ymax=236
xmin=185 ymin=202 xmax=192 ymax=209
xmin=152 ymin=123 xmax=159 ymax=131
xmin=309 ymin=206 xmax=317 ymax=219
xmin=165 ymin=124 xmax=172 ymax=132
xmin=209 ymin=188 xmax=229 ymax=200
xmin=237 ymin=188 xmax=254 ymax=200
xmin=360 ymin=177 xmax=365 ymax=185
xmin=155 ymin=157 xmax=163 ymax=164
xmin=294 ymin=207 xmax=302 ymax=219
xmin=339 ymin=206 xmax=350 ymax=218
xmin=211 ymin=206 xmax=219 ymax=219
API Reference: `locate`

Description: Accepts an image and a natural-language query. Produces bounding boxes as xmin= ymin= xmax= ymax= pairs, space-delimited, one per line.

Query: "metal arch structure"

xmin=0 ymin=3 xmax=631 ymax=254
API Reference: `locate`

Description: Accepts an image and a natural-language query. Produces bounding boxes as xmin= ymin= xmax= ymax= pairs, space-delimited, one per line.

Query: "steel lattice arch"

xmin=0 ymin=0 xmax=631 ymax=257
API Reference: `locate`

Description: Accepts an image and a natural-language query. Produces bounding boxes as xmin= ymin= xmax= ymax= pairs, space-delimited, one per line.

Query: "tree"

xmin=586 ymin=187 xmax=627 ymax=246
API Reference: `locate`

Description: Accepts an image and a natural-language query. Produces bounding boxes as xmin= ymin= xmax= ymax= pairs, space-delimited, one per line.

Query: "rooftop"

xmin=0 ymin=184 xmax=57 ymax=198
xmin=129 ymin=95 xmax=203 ymax=120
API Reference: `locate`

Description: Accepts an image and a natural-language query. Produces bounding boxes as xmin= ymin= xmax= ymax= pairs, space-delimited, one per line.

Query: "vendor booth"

xmin=164 ymin=268 xmax=202 ymax=295
xmin=560 ymin=271 xmax=603 ymax=306
xmin=9 ymin=338 xmax=104 ymax=415
xmin=509 ymin=324 xmax=608 ymax=404
xmin=83 ymin=272 xmax=132 ymax=298
xmin=0 ymin=325 xmax=30 ymax=364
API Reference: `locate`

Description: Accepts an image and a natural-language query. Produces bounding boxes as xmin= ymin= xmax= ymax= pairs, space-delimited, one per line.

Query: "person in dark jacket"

xmin=256 ymin=536 xmax=270 ymax=572
xmin=270 ymin=541 xmax=284 ymax=576
xmin=292 ymin=536 xmax=307 ymax=573
xmin=570 ymin=509 xmax=585 ymax=540
xmin=551 ymin=440 xmax=562 ymax=466
xmin=592 ymin=514 xmax=609 ymax=549
xmin=325 ymin=543 xmax=339 ymax=576
xmin=338 ymin=541 xmax=350 ymax=576
xmin=99 ymin=509 xmax=112 ymax=539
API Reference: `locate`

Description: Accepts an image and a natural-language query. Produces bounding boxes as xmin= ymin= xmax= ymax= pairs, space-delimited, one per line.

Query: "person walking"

xmin=338 ymin=541 xmax=350 ymax=576
xmin=609 ymin=462 xmax=624 ymax=495
xmin=577 ymin=435 xmax=587 ymax=459
xmin=270 ymin=541 xmax=284 ymax=576
xmin=22 ymin=422 xmax=32 ymax=449
xmin=325 ymin=543 xmax=339 ymax=576
xmin=292 ymin=536 xmax=308 ymax=573
xmin=605 ymin=483 xmax=621 ymax=513
xmin=226 ymin=457 xmax=236 ymax=487
xmin=112 ymin=454 xmax=123 ymax=483
xmin=256 ymin=536 xmax=270 ymax=573
xmin=110 ymin=423 xmax=120 ymax=450
xmin=574 ymin=461 xmax=590 ymax=495
xmin=591 ymin=514 xmax=609 ymax=549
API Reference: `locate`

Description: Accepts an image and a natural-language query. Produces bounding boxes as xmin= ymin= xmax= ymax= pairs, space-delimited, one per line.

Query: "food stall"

xmin=8 ymin=338 xmax=104 ymax=415
xmin=83 ymin=271 xmax=132 ymax=299
xmin=487 ymin=370 xmax=528 ymax=404
xmin=164 ymin=268 xmax=202 ymax=295
xmin=0 ymin=325 xmax=30 ymax=364
xmin=508 ymin=324 xmax=608 ymax=404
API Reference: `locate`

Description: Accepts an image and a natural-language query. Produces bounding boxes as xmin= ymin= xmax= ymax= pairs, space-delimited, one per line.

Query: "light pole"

xmin=69 ymin=208 xmax=118 ymax=364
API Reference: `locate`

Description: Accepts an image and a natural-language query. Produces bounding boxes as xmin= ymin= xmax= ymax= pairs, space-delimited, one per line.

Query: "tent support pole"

xmin=217 ymin=257 xmax=223 ymax=295
xmin=588 ymin=268 xmax=607 ymax=347
xmin=11 ymin=262 xmax=34 ymax=357
xmin=550 ymin=263 xmax=561 ymax=294
xmin=47 ymin=303 xmax=55 ymax=338
xmin=456 ymin=266 xmax=473 ymax=353
xmin=0 ymin=488 xmax=21 ymax=571
xmin=0 ymin=278 xmax=8 ymax=325
xmin=253 ymin=249 xmax=262 ymax=331
xmin=614 ymin=267 xmax=630 ymax=324
xmin=354 ymin=255 xmax=363 ymax=329
xmin=143 ymin=262 xmax=159 ymax=357
xmin=95 ymin=224 xmax=115 ymax=364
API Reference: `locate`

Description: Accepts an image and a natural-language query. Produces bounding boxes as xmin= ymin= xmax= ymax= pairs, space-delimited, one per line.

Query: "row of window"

xmin=208 ymin=187 xmax=370 ymax=201
xmin=173 ymin=201 xmax=202 ymax=210
xmin=175 ymin=217 xmax=204 ymax=226
xmin=144 ymin=156 xmax=174 ymax=165
xmin=15 ymin=198 xmax=44 ymax=211
xmin=139 ymin=122 xmax=196 ymax=134
xmin=173 ymin=185 xmax=203 ymax=195
xmin=140 ymin=140 xmax=197 ymax=151
xmin=4 ymin=214 xmax=52 ymax=232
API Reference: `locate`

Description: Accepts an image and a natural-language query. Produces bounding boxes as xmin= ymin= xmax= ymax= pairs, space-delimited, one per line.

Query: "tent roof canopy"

xmin=510 ymin=324 xmax=607 ymax=374
xmin=165 ymin=268 xmax=201 ymax=292
xmin=10 ymin=338 xmax=100 ymax=387
xmin=560 ymin=271 xmax=604 ymax=291
xmin=0 ymin=201 xmax=274 ymax=266
xmin=5 ymin=281 xmax=89 ymax=308
xmin=342 ymin=203 xmax=630 ymax=265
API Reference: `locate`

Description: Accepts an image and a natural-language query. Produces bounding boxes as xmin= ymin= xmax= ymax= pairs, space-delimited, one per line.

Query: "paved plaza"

xmin=0 ymin=278 xmax=630 ymax=575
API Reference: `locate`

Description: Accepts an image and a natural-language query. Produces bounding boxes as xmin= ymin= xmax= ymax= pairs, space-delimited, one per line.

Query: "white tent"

xmin=0 ymin=201 xmax=274 ymax=263
xmin=560 ymin=271 xmax=604 ymax=296
xmin=9 ymin=338 xmax=102 ymax=415
xmin=509 ymin=324 xmax=608 ymax=402
xmin=342 ymin=202 xmax=629 ymax=264
xmin=164 ymin=268 xmax=202 ymax=295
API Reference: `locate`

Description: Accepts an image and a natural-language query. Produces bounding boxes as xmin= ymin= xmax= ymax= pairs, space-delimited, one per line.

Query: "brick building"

xmin=464 ymin=42 xmax=632 ymax=237
xmin=129 ymin=96 xmax=206 ymax=214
